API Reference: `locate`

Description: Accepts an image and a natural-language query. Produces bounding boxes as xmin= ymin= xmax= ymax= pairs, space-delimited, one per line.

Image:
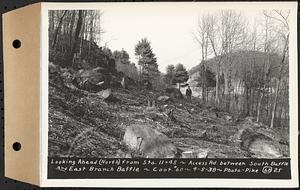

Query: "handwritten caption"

xmin=48 ymin=158 xmax=291 ymax=179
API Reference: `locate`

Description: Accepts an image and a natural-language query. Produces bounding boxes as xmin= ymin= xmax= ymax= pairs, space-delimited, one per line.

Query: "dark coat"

xmin=186 ymin=88 xmax=192 ymax=97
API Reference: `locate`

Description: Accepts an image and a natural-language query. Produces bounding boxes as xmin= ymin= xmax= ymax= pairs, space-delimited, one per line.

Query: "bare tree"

xmin=194 ymin=14 xmax=211 ymax=102
xmin=70 ymin=10 xmax=83 ymax=67
xmin=262 ymin=10 xmax=290 ymax=128
xmin=219 ymin=10 xmax=247 ymax=111
xmin=49 ymin=11 xmax=55 ymax=37
xmin=256 ymin=11 xmax=273 ymax=122
xmin=68 ymin=10 xmax=76 ymax=49
xmin=270 ymin=33 xmax=289 ymax=128
xmin=52 ymin=10 xmax=67 ymax=48
xmin=206 ymin=14 xmax=223 ymax=105
xmin=85 ymin=10 xmax=104 ymax=55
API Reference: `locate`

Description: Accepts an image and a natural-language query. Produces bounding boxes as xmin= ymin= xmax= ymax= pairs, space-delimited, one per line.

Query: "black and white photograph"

xmin=48 ymin=4 xmax=291 ymax=161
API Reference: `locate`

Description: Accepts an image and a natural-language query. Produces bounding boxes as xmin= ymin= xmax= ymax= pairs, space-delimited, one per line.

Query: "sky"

xmin=95 ymin=3 xmax=266 ymax=73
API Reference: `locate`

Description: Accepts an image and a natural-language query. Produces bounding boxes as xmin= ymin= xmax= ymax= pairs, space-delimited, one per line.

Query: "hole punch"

xmin=12 ymin=39 xmax=21 ymax=49
xmin=12 ymin=142 xmax=21 ymax=151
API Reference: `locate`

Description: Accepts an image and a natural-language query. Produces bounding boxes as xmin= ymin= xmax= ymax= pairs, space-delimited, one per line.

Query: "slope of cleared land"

xmin=48 ymin=67 xmax=289 ymax=159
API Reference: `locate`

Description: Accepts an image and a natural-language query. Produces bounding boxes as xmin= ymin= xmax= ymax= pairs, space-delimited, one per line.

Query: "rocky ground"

xmin=48 ymin=66 xmax=289 ymax=159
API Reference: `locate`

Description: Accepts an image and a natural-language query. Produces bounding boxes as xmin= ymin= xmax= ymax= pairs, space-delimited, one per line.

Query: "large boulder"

xmin=234 ymin=127 xmax=283 ymax=158
xmin=97 ymin=88 xmax=119 ymax=102
xmin=75 ymin=67 xmax=107 ymax=91
xmin=98 ymin=88 xmax=113 ymax=100
xmin=181 ymin=149 xmax=209 ymax=158
xmin=123 ymin=124 xmax=177 ymax=158
xmin=248 ymin=138 xmax=282 ymax=158
xmin=157 ymin=95 xmax=171 ymax=102
xmin=165 ymin=88 xmax=184 ymax=99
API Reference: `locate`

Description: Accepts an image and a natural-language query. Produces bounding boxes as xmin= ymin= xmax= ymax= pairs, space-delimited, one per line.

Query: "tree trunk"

xmin=202 ymin=65 xmax=205 ymax=102
xmin=270 ymin=79 xmax=280 ymax=128
xmin=224 ymin=72 xmax=229 ymax=95
xmin=256 ymin=85 xmax=265 ymax=122
xmin=89 ymin=12 xmax=94 ymax=56
xmin=49 ymin=11 xmax=55 ymax=38
xmin=79 ymin=11 xmax=86 ymax=57
xmin=204 ymin=65 xmax=207 ymax=102
xmin=266 ymin=78 xmax=271 ymax=120
xmin=278 ymin=97 xmax=284 ymax=126
xmin=209 ymin=35 xmax=221 ymax=106
xmin=215 ymin=65 xmax=220 ymax=105
xmin=257 ymin=50 xmax=270 ymax=122
xmin=224 ymin=72 xmax=230 ymax=111
xmin=69 ymin=11 xmax=76 ymax=50
xmin=245 ymin=86 xmax=250 ymax=116
xmin=250 ymin=88 xmax=254 ymax=116
xmin=52 ymin=10 xmax=67 ymax=48
xmin=70 ymin=10 xmax=83 ymax=68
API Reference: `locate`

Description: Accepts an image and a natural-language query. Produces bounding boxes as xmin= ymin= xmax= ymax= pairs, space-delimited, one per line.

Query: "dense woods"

xmin=48 ymin=9 xmax=290 ymax=159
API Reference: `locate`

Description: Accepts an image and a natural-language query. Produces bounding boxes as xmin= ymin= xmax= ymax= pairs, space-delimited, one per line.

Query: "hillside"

xmin=189 ymin=50 xmax=283 ymax=80
xmin=48 ymin=64 xmax=289 ymax=159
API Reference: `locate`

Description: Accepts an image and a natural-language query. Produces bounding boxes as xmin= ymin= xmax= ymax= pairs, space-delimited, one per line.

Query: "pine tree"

xmin=196 ymin=66 xmax=216 ymax=87
xmin=113 ymin=49 xmax=130 ymax=65
xmin=113 ymin=49 xmax=139 ymax=80
xmin=134 ymin=38 xmax=159 ymax=81
xmin=174 ymin=63 xmax=189 ymax=89
xmin=164 ymin=64 xmax=176 ymax=85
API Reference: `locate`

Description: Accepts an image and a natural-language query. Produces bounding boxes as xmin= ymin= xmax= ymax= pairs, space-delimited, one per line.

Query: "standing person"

xmin=186 ymin=85 xmax=192 ymax=100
